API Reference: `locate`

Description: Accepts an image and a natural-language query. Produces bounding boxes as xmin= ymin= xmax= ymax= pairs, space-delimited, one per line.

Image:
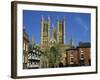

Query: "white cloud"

xmin=75 ymin=17 xmax=89 ymax=31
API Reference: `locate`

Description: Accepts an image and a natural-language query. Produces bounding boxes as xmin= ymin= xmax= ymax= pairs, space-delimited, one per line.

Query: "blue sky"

xmin=23 ymin=10 xmax=91 ymax=46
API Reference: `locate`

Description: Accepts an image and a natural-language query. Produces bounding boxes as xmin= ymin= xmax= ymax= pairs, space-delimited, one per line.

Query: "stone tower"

xmin=70 ymin=36 xmax=74 ymax=48
xmin=41 ymin=16 xmax=50 ymax=45
xmin=49 ymin=25 xmax=57 ymax=47
xmin=57 ymin=16 xmax=65 ymax=44
xmin=52 ymin=25 xmax=57 ymax=41
xmin=41 ymin=16 xmax=66 ymax=45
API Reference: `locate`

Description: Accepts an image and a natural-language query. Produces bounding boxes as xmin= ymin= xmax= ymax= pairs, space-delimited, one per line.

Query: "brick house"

xmin=66 ymin=42 xmax=91 ymax=66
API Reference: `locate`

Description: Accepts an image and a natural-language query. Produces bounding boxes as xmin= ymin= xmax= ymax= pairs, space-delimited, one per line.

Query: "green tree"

xmin=40 ymin=43 xmax=65 ymax=68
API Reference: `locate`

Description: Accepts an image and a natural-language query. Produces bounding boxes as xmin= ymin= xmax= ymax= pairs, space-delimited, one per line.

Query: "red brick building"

xmin=66 ymin=42 xmax=91 ymax=66
xmin=78 ymin=42 xmax=91 ymax=66
xmin=66 ymin=48 xmax=79 ymax=66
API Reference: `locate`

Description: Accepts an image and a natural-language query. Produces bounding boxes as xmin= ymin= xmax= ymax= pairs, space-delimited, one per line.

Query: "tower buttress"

xmin=63 ymin=16 xmax=66 ymax=44
xmin=48 ymin=16 xmax=50 ymax=45
xmin=57 ymin=16 xmax=59 ymax=43
xmin=41 ymin=16 xmax=44 ymax=44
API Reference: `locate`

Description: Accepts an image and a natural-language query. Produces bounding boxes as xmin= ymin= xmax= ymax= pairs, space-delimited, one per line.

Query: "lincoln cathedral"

xmin=41 ymin=16 xmax=66 ymax=46
xmin=40 ymin=16 xmax=69 ymax=68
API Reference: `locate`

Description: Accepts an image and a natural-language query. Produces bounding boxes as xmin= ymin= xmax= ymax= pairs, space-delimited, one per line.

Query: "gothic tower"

xmin=49 ymin=25 xmax=57 ymax=47
xmin=57 ymin=16 xmax=65 ymax=44
xmin=70 ymin=36 xmax=74 ymax=48
xmin=41 ymin=16 xmax=50 ymax=45
xmin=52 ymin=24 xmax=57 ymax=41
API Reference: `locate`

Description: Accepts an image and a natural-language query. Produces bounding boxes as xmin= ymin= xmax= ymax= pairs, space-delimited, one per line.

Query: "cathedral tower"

xmin=49 ymin=25 xmax=57 ymax=47
xmin=70 ymin=36 xmax=74 ymax=48
xmin=41 ymin=16 xmax=50 ymax=45
xmin=57 ymin=16 xmax=65 ymax=44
